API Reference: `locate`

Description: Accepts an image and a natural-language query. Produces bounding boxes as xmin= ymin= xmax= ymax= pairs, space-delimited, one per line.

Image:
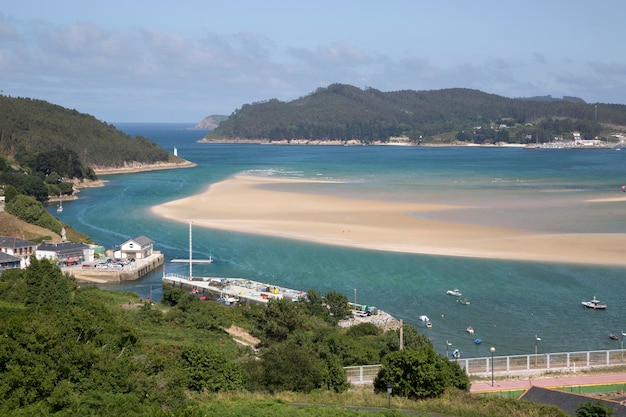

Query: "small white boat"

xmin=56 ymin=194 xmax=63 ymax=213
xmin=582 ymin=296 xmax=607 ymax=310
xmin=447 ymin=288 xmax=462 ymax=297
xmin=419 ymin=315 xmax=430 ymax=322
xmin=466 ymin=326 xmax=474 ymax=334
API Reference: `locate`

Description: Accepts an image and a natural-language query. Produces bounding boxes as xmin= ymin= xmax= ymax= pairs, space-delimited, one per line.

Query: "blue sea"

xmin=50 ymin=122 xmax=626 ymax=359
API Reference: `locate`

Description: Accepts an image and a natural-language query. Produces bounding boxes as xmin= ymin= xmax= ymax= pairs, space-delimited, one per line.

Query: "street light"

xmin=622 ymin=331 xmax=626 ymax=361
xmin=446 ymin=340 xmax=452 ymax=358
xmin=535 ymin=335 xmax=541 ymax=366
xmin=490 ymin=346 xmax=496 ymax=387
xmin=386 ymin=382 xmax=392 ymax=409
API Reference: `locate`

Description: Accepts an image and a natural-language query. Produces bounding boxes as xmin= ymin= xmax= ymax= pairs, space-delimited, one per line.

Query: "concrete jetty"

xmin=64 ymin=252 xmax=164 ymax=283
xmin=162 ymin=274 xmax=305 ymax=305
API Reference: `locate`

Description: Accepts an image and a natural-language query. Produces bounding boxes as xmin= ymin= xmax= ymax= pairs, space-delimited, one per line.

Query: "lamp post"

xmin=386 ymin=382 xmax=392 ymax=409
xmin=622 ymin=331 xmax=625 ymax=361
xmin=490 ymin=347 xmax=496 ymax=387
xmin=535 ymin=335 xmax=541 ymax=366
xmin=446 ymin=340 xmax=452 ymax=358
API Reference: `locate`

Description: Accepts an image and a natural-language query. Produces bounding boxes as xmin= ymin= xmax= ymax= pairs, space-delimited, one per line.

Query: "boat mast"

xmin=189 ymin=221 xmax=193 ymax=280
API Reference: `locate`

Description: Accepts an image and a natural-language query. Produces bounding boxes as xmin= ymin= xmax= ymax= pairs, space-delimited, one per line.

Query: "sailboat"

xmin=56 ymin=194 xmax=63 ymax=213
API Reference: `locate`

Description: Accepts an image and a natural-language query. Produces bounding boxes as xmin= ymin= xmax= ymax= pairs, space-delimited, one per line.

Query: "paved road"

xmin=471 ymin=371 xmax=626 ymax=393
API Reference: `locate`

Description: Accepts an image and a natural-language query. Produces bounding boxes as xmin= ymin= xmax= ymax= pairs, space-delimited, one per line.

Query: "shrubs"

xmin=5 ymin=194 xmax=63 ymax=234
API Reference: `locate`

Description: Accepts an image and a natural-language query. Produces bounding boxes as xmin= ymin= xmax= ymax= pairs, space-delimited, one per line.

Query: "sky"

xmin=2 ymin=1 xmax=625 ymax=123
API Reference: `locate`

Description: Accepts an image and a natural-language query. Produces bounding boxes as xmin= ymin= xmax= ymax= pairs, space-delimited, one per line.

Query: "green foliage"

xmin=256 ymin=297 xmax=307 ymax=343
xmin=23 ymin=257 xmax=76 ymax=310
xmin=179 ymin=344 xmax=249 ymax=392
xmin=0 ymin=172 xmax=50 ymax=202
xmin=3 ymin=262 xmax=547 ymax=415
xmin=324 ymin=291 xmax=351 ymax=320
xmin=206 ymin=84 xmax=626 ymax=143
xmin=373 ymin=343 xmax=470 ymax=399
xmin=3 ymin=184 xmax=18 ymax=203
xmin=381 ymin=324 xmax=432 ymax=355
xmin=0 ymin=95 xmax=176 ymax=170
xmin=261 ymin=340 xmax=325 ymax=393
xmin=19 ymin=148 xmax=88 ymax=180
xmin=576 ymin=400 xmax=615 ymax=417
xmin=5 ymin=194 xmax=63 ymax=233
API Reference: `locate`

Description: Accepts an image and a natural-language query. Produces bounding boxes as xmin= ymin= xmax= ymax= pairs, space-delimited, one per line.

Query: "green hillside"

xmin=206 ymin=84 xmax=626 ymax=144
xmin=0 ymin=95 xmax=181 ymax=169
xmin=0 ymin=259 xmax=568 ymax=416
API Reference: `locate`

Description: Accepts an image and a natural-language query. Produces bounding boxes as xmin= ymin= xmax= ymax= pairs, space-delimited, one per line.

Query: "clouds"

xmin=1 ymin=3 xmax=626 ymax=123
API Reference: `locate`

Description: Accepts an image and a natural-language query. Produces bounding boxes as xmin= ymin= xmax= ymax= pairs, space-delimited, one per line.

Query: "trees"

xmin=576 ymin=401 xmax=615 ymax=417
xmin=373 ymin=343 xmax=470 ymax=399
xmin=6 ymin=194 xmax=63 ymax=234
xmin=323 ymin=291 xmax=351 ymax=320
xmin=179 ymin=344 xmax=248 ymax=392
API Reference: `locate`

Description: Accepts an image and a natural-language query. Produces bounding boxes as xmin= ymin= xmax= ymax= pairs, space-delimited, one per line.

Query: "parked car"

xmin=95 ymin=263 xmax=107 ymax=269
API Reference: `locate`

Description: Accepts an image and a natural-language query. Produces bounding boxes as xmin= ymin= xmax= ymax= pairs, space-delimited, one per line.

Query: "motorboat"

xmin=582 ymin=296 xmax=607 ymax=310
xmin=474 ymin=337 xmax=482 ymax=345
xmin=447 ymin=289 xmax=462 ymax=297
xmin=458 ymin=298 xmax=470 ymax=305
xmin=609 ymin=334 xmax=619 ymax=341
xmin=426 ymin=322 xmax=433 ymax=329
xmin=419 ymin=315 xmax=430 ymax=322
xmin=466 ymin=326 xmax=474 ymax=334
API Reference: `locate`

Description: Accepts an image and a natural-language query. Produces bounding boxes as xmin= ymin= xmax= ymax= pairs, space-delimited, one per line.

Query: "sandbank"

xmin=151 ymin=175 xmax=626 ymax=267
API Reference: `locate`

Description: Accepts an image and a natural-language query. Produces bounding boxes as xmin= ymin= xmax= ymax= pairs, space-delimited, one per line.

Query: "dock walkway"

xmin=162 ymin=274 xmax=306 ymax=305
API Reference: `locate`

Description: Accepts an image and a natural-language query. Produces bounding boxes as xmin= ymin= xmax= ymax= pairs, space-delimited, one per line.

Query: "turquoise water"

xmin=51 ymin=123 xmax=626 ymax=358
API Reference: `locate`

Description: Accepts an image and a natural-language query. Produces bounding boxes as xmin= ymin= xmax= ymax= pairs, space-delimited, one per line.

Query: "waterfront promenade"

xmin=471 ymin=370 xmax=626 ymax=393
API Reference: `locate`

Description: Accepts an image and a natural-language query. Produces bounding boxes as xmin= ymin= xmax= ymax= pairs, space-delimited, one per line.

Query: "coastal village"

xmin=0 ymin=231 xmax=399 ymax=330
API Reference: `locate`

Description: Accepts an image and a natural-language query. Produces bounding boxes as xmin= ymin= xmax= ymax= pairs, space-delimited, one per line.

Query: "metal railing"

xmin=346 ymin=348 xmax=626 ymax=385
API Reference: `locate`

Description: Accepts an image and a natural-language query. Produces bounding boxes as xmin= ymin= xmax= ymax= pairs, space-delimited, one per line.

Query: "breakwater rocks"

xmin=338 ymin=311 xmax=401 ymax=332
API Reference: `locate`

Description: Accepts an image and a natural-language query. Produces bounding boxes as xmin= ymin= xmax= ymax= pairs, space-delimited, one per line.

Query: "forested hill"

xmin=0 ymin=95 xmax=180 ymax=169
xmin=204 ymin=84 xmax=626 ymax=144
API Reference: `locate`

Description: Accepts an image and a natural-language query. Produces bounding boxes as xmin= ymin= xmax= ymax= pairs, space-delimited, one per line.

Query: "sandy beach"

xmin=151 ymin=174 xmax=626 ymax=267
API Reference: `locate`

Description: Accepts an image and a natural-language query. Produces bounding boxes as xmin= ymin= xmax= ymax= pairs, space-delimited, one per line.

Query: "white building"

xmin=114 ymin=236 xmax=154 ymax=260
xmin=36 ymin=241 xmax=94 ymax=266
xmin=0 ymin=236 xmax=37 ymax=268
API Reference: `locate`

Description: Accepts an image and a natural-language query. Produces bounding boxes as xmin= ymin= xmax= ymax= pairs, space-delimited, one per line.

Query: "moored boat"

xmin=581 ymin=296 xmax=607 ymax=309
xmin=466 ymin=326 xmax=474 ymax=334
xmin=609 ymin=334 xmax=619 ymax=341
xmin=447 ymin=288 xmax=462 ymax=297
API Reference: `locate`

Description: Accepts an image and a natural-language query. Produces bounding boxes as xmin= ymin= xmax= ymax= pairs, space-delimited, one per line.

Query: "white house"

xmin=36 ymin=241 xmax=94 ymax=266
xmin=114 ymin=235 xmax=154 ymax=260
xmin=0 ymin=236 xmax=37 ymax=268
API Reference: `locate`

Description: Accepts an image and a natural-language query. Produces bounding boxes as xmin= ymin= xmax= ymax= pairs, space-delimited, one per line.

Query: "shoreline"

xmin=151 ymin=174 xmax=626 ymax=267
xmin=93 ymin=160 xmax=196 ymax=175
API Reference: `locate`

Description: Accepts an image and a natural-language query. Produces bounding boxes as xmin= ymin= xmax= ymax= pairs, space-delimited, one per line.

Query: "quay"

xmin=162 ymin=274 xmax=402 ymax=331
xmin=162 ymin=274 xmax=306 ymax=305
xmin=64 ymin=252 xmax=164 ymax=283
